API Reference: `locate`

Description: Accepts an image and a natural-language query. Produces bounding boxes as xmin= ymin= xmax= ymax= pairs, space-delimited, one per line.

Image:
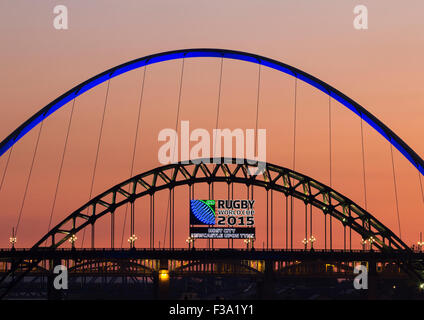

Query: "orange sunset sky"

xmin=0 ymin=0 xmax=424 ymax=249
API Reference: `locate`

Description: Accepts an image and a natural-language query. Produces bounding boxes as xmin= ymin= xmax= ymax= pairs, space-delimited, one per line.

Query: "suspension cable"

xmin=360 ymin=117 xmax=368 ymax=210
xmin=47 ymin=98 xmax=76 ymax=234
xmin=208 ymin=58 xmax=223 ymax=249
xmin=291 ymin=196 xmax=294 ymax=249
xmin=418 ymin=170 xmax=424 ymax=206
xmin=271 ymin=189 xmax=273 ymax=249
xmin=174 ymin=58 xmax=185 ymax=139
xmin=169 ymin=188 xmax=174 ymax=248
xmin=163 ymin=191 xmax=171 ymax=247
xmin=290 ymin=78 xmax=297 ymax=249
xmin=328 ymin=96 xmax=332 ymax=187
xmin=304 ymin=203 xmax=307 ymax=248
xmin=163 ymin=58 xmax=185 ymax=247
xmin=81 ymin=80 xmax=111 ymax=247
xmin=418 ymin=171 xmax=424 ymax=239
xmin=120 ymin=67 xmax=147 ymax=247
xmin=213 ymin=57 xmax=224 ymax=156
xmin=15 ymin=121 xmax=44 ymax=236
xmin=0 ymin=146 xmax=13 ymax=195
xmin=390 ymin=144 xmax=402 ymax=239
xmin=266 ymin=189 xmax=269 ymax=249
xmin=293 ymin=77 xmax=298 ymax=170
xmin=328 ymin=95 xmax=333 ymax=250
xmin=254 ymin=64 xmax=261 ymax=156
xmin=285 ymin=193 xmax=288 ymax=250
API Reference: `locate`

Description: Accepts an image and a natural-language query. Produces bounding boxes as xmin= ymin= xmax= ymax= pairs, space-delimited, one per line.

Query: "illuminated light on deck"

xmin=159 ymin=269 xmax=169 ymax=281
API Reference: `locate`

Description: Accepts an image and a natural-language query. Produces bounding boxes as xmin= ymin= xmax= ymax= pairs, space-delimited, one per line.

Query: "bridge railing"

xmin=0 ymin=248 xmax=375 ymax=253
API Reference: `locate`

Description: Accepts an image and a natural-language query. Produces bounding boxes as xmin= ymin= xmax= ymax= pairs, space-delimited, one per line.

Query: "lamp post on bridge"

xmin=367 ymin=236 xmax=375 ymax=251
xmin=309 ymin=236 xmax=316 ymax=250
xmin=69 ymin=234 xmax=77 ymax=249
xmin=128 ymin=234 xmax=138 ymax=249
xmin=302 ymin=238 xmax=308 ymax=250
xmin=244 ymin=238 xmax=253 ymax=250
xmin=186 ymin=237 xmax=194 ymax=250
xmin=361 ymin=238 xmax=367 ymax=251
xmin=417 ymin=232 xmax=423 ymax=252
xmin=360 ymin=237 xmax=375 ymax=251
xmin=9 ymin=227 xmax=16 ymax=250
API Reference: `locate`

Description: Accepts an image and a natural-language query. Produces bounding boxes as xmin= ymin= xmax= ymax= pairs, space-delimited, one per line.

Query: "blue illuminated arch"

xmin=0 ymin=48 xmax=423 ymax=175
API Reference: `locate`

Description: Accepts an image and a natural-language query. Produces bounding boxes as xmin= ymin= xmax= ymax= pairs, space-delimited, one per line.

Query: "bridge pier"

xmin=258 ymin=260 xmax=275 ymax=299
xmin=155 ymin=259 xmax=170 ymax=299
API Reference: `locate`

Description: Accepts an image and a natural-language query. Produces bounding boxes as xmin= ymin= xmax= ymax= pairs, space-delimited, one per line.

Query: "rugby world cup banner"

xmin=189 ymin=199 xmax=256 ymax=239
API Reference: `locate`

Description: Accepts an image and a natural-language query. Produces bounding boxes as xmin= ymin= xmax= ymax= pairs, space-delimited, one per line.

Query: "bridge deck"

xmin=1 ymin=248 xmax=423 ymax=261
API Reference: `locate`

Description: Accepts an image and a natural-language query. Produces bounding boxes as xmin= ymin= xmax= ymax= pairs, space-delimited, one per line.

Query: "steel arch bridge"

xmin=1 ymin=158 xmax=424 ymax=299
xmin=30 ymin=157 xmax=410 ymax=252
xmin=1 ymin=49 xmax=424 ymax=299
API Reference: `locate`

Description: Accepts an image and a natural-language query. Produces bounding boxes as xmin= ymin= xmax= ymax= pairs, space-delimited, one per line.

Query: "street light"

xmin=9 ymin=227 xmax=16 ymax=249
xmin=368 ymin=236 xmax=375 ymax=250
xmin=309 ymin=236 xmax=316 ymax=250
xmin=128 ymin=234 xmax=138 ymax=248
xmin=244 ymin=238 xmax=252 ymax=250
xmin=9 ymin=236 xmax=17 ymax=249
xmin=302 ymin=238 xmax=308 ymax=250
xmin=69 ymin=234 xmax=77 ymax=249
xmin=159 ymin=269 xmax=170 ymax=281
xmin=186 ymin=237 xmax=194 ymax=249
xmin=361 ymin=238 xmax=367 ymax=251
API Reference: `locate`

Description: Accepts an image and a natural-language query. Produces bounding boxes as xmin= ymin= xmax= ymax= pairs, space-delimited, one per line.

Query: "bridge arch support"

xmin=0 ymin=49 xmax=423 ymax=177
xmin=36 ymin=158 xmax=409 ymax=254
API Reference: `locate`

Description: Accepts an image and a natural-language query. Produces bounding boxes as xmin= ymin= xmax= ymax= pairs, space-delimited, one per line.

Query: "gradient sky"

xmin=0 ymin=0 xmax=424 ymax=249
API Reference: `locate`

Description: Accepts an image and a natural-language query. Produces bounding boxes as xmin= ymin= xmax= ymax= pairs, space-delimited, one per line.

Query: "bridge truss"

xmin=1 ymin=158 xmax=424 ymax=299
